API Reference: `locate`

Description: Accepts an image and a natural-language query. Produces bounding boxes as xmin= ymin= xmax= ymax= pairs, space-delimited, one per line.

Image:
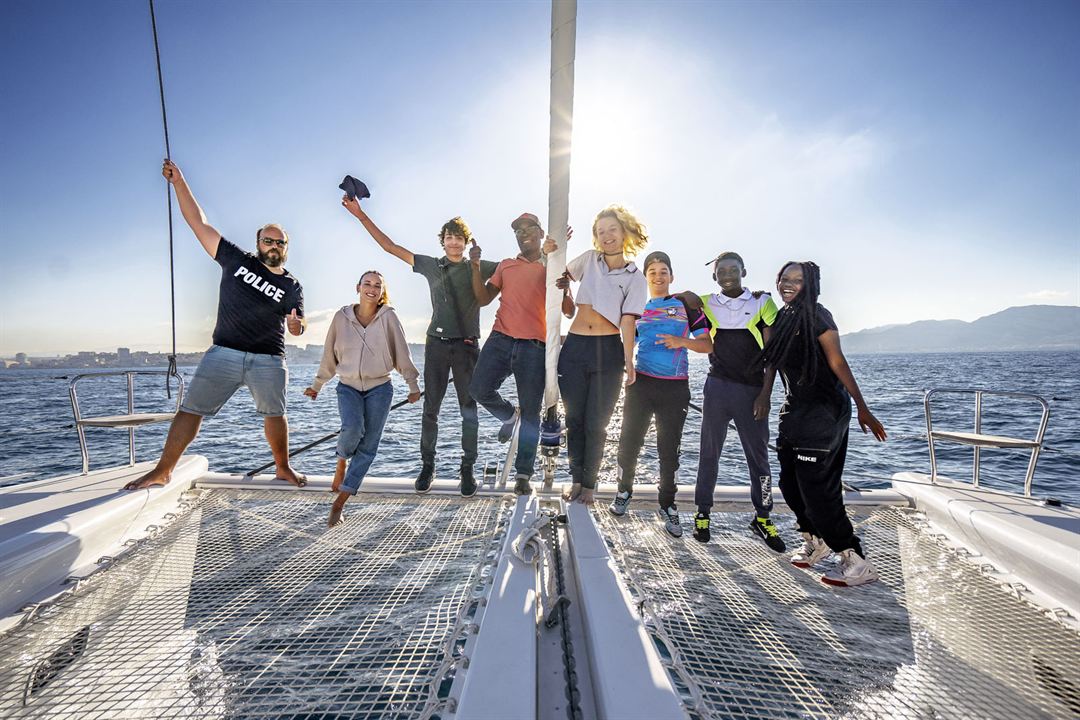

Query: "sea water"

xmin=1 ymin=351 xmax=1077 ymax=504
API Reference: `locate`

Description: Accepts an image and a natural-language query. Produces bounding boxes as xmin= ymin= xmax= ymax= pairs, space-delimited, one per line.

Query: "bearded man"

xmin=126 ymin=159 xmax=306 ymax=490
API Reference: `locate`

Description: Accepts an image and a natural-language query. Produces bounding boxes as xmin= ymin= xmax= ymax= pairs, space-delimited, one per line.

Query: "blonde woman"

xmin=305 ymin=271 xmax=421 ymax=526
xmin=544 ymin=205 xmax=649 ymax=504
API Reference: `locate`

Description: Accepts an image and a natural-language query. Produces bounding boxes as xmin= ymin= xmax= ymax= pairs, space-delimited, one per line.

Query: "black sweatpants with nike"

xmin=776 ymin=391 xmax=863 ymax=556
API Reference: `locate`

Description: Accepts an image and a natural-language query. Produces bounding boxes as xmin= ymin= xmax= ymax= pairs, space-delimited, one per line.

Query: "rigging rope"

xmin=148 ymin=0 xmax=179 ymax=398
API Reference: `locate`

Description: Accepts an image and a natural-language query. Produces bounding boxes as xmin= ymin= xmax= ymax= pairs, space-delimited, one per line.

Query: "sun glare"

xmin=569 ymin=78 xmax=662 ymax=196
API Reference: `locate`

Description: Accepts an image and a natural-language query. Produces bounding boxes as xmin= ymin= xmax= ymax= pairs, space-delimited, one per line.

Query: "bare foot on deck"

xmin=331 ymin=458 xmax=346 ymax=493
xmin=328 ymin=496 xmax=347 ymax=527
xmin=124 ymin=468 xmax=171 ymax=491
xmin=275 ymin=465 xmax=307 ymax=488
xmin=576 ymin=488 xmax=595 ymax=505
xmin=563 ymin=483 xmax=582 ymax=502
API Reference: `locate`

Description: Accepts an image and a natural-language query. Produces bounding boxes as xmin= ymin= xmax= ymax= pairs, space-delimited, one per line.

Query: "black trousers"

xmin=420 ymin=337 xmax=479 ymax=468
xmin=616 ymin=373 xmax=689 ymax=508
xmin=776 ymin=395 xmax=862 ymax=555
xmin=557 ymin=334 xmax=624 ymax=489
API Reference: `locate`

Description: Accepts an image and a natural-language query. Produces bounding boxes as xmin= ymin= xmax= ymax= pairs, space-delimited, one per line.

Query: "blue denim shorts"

xmin=180 ymin=345 xmax=288 ymax=417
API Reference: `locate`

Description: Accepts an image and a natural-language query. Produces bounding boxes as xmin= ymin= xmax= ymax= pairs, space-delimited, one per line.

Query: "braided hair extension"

xmin=760 ymin=261 xmax=822 ymax=385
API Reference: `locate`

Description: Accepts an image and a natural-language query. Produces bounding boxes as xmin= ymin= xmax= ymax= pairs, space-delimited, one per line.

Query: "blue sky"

xmin=2 ymin=0 xmax=1077 ymax=355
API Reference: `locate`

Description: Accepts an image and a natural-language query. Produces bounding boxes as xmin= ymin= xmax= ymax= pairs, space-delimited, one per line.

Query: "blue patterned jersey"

xmin=634 ymin=297 xmax=711 ymax=380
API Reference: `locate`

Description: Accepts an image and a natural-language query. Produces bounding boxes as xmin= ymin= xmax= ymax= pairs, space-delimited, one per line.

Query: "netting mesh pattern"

xmin=0 ymin=490 xmax=510 ymax=719
xmin=598 ymin=505 xmax=1080 ymax=720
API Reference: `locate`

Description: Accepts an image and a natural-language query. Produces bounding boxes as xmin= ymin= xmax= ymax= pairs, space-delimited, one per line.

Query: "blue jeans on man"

xmin=335 ymin=381 xmax=394 ymax=494
xmin=469 ymin=331 xmax=545 ymax=477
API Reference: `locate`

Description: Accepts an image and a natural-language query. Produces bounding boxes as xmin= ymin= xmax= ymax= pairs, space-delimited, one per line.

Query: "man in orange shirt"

xmin=469 ymin=213 xmax=548 ymax=496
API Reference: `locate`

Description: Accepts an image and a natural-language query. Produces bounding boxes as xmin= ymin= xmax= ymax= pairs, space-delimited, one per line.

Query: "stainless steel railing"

xmin=68 ymin=370 xmax=184 ymax=474
xmin=924 ymin=388 xmax=1050 ymax=497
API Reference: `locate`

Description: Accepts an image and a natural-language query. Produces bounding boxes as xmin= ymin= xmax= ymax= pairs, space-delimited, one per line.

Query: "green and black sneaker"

xmin=693 ymin=512 xmax=711 ymax=543
xmin=750 ymin=515 xmax=786 ymax=553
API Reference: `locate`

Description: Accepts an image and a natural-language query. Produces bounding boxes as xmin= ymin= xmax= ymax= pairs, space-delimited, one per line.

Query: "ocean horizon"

xmin=2 ymin=350 xmax=1077 ymax=505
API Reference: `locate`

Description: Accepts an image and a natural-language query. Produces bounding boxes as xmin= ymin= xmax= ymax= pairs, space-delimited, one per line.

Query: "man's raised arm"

xmin=162 ymin=160 xmax=221 ymax=258
xmin=341 ymin=195 xmax=414 ymax=266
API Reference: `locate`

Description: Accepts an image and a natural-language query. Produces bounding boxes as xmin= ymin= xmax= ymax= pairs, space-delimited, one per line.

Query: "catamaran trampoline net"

xmin=0 ymin=490 xmax=511 ymax=719
xmin=599 ymin=505 xmax=1080 ymax=720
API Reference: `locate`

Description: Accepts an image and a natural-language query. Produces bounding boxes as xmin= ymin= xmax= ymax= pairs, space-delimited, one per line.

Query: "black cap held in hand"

xmin=339 ymin=175 xmax=371 ymax=201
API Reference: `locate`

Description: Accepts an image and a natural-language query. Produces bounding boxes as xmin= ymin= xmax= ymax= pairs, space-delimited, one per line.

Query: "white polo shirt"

xmin=566 ymin=250 xmax=648 ymax=328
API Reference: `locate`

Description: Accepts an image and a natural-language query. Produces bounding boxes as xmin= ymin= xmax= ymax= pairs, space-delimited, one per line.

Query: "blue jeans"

xmin=335 ymin=381 xmax=394 ymax=494
xmin=469 ymin=331 xmax=546 ymax=477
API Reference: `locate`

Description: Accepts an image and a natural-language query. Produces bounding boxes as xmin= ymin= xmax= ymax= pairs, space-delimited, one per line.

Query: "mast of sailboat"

xmin=544 ymin=0 xmax=576 ymax=415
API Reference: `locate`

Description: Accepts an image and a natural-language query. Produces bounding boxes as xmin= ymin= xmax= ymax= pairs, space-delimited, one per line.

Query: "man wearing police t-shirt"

xmin=126 ymin=159 xmax=306 ymax=490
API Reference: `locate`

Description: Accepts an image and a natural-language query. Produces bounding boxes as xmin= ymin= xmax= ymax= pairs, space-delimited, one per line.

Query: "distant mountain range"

xmin=841 ymin=305 xmax=1080 ymax=354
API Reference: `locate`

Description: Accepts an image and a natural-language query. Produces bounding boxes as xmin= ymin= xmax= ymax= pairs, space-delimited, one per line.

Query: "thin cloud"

xmin=1023 ymin=289 xmax=1071 ymax=302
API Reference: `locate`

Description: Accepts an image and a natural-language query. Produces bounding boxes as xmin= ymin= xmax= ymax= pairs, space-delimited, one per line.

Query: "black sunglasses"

xmin=259 ymin=237 xmax=288 ymax=248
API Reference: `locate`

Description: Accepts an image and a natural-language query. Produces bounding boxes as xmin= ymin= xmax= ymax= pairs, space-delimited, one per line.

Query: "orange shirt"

xmin=491 ymin=256 xmax=547 ymax=342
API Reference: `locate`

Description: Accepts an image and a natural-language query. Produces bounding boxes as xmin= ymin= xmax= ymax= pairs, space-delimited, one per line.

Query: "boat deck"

xmin=1 ymin=486 xmax=1078 ymax=719
xmin=599 ymin=503 xmax=1080 ymax=719
xmin=0 ymin=490 xmax=510 ymax=719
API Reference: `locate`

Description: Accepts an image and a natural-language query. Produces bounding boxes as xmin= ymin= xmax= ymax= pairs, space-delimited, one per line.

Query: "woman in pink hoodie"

xmin=305 ymin=271 xmax=421 ymax=526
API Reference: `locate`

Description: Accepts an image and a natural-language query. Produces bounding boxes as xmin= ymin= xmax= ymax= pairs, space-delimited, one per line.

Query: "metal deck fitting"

xmin=598 ymin=505 xmax=1080 ymax=720
xmin=0 ymin=491 xmax=511 ymax=719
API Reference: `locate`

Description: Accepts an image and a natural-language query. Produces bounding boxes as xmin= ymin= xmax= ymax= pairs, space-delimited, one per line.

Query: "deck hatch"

xmin=22 ymin=625 xmax=90 ymax=706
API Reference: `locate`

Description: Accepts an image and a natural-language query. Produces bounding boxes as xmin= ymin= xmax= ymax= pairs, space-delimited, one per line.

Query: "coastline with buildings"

xmin=3 ymin=305 xmax=1074 ymax=370
xmin=0 ymin=345 xmax=428 ymax=370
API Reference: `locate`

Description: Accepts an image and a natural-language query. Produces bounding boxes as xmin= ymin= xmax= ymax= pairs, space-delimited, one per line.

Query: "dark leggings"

xmin=558 ymin=333 xmax=625 ymax=489
xmin=776 ymin=398 xmax=862 ymax=555
xmin=616 ymin=373 xmax=689 ymax=508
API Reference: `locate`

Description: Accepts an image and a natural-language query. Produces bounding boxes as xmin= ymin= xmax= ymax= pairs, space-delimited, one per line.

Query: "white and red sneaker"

xmin=821 ymin=549 xmax=879 ymax=587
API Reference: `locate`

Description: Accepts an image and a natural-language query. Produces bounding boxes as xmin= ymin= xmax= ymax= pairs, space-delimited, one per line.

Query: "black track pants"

xmin=776 ymin=398 xmax=862 ymax=555
xmin=616 ymin=373 xmax=690 ymax=509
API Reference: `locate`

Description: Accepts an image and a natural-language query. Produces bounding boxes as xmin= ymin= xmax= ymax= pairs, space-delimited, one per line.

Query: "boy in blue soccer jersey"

xmin=678 ymin=252 xmax=785 ymax=551
xmin=609 ymin=251 xmax=711 ymax=537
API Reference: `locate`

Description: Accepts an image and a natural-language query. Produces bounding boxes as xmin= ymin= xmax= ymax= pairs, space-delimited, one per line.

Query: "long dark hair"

xmin=759 ymin=261 xmax=821 ymax=385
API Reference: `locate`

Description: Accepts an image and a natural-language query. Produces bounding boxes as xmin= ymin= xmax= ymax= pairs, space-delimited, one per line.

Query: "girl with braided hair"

xmin=761 ymin=261 xmax=887 ymax=587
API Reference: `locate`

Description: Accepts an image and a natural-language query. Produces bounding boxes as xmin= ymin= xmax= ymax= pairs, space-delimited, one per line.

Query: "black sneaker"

xmin=513 ymin=473 xmax=532 ymax=496
xmin=750 ymin=515 xmax=787 ymax=553
xmin=693 ymin=512 xmax=711 ymax=543
xmin=460 ymin=465 xmax=477 ymax=497
xmin=414 ymin=464 xmax=435 ymax=494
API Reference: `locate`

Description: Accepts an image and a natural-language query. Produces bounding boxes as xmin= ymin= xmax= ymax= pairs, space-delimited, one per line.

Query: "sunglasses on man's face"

xmin=514 ymin=225 xmax=540 ymax=236
xmin=260 ymin=237 xmax=288 ymax=248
